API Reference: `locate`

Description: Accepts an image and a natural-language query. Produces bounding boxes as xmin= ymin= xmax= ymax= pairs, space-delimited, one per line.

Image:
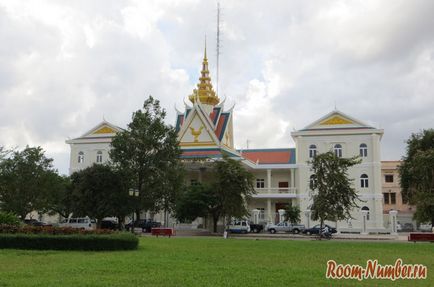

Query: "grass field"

xmin=0 ymin=236 xmax=433 ymax=287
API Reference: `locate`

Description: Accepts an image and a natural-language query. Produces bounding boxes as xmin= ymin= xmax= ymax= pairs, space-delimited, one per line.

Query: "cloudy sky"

xmin=1 ymin=0 xmax=434 ymax=175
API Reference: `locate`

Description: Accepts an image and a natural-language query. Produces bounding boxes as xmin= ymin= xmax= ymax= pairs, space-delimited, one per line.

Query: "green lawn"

xmin=0 ymin=236 xmax=432 ymax=287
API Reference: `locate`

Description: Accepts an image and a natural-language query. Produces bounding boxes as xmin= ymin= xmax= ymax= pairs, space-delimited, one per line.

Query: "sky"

xmin=1 ymin=0 xmax=434 ymax=175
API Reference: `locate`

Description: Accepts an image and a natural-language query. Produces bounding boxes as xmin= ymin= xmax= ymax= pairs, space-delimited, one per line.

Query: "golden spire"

xmin=189 ymin=40 xmax=220 ymax=106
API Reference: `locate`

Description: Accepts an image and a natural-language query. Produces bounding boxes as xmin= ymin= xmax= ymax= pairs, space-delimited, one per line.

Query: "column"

xmin=278 ymin=209 xmax=285 ymax=223
xmin=251 ymin=209 xmax=260 ymax=224
xmin=361 ymin=210 xmax=368 ymax=235
xmin=267 ymin=169 xmax=272 ymax=193
xmin=304 ymin=209 xmax=311 ymax=228
xmin=389 ymin=210 xmax=398 ymax=235
xmin=290 ymin=168 xmax=295 ymax=194
xmin=267 ymin=199 xmax=272 ymax=223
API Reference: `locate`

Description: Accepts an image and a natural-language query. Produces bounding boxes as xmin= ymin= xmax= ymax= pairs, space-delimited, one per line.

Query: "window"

xmin=390 ymin=193 xmax=396 ymax=204
xmin=78 ymin=152 xmax=84 ymax=163
xmin=278 ymin=181 xmax=288 ymax=192
xmin=385 ymin=175 xmax=394 ymax=183
xmin=96 ymin=151 xmax=103 ymax=163
xmin=334 ymin=144 xmax=342 ymax=157
xmin=359 ymin=143 xmax=368 ymax=157
xmin=309 ymin=175 xmax=316 ymax=190
xmin=383 ymin=193 xmax=389 ymax=204
xmin=360 ymin=174 xmax=369 ymax=188
xmin=256 ymin=179 xmax=265 ymax=189
xmin=361 ymin=206 xmax=370 ymax=220
xmin=309 ymin=144 xmax=317 ymax=158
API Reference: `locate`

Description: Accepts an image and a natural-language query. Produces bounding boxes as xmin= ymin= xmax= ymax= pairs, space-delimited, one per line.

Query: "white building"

xmin=66 ymin=49 xmax=386 ymax=232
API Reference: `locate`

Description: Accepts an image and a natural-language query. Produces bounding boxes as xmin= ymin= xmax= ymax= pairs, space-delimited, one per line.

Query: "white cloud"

xmin=1 ymin=0 xmax=434 ymax=174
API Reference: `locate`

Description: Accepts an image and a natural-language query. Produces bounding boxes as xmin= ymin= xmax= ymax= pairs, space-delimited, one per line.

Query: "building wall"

xmin=69 ymin=142 xmax=111 ymax=174
xmin=381 ymin=161 xmax=415 ymax=217
xmin=294 ymin=132 xmax=384 ymax=230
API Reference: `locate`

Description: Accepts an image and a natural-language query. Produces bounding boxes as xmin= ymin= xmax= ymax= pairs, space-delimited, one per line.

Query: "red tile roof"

xmin=240 ymin=149 xmax=295 ymax=164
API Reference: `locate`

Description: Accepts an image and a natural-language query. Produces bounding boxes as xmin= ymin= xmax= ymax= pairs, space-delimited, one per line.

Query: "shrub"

xmin=0 ymin=233 xmax=138 ymax=251
xmin=0 ymin=212 xmax=20 ymax=226
xmin=0 ymin=225 xmax=114 ymax=235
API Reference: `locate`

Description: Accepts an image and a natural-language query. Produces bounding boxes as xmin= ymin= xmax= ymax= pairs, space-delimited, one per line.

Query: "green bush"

xmin=0 ymin=233 xmax=138 ymax=251
xmin=0 ymin=224 xmax=114 ymax=235
xmin=0 ymin=212 xmax=20 ymax=226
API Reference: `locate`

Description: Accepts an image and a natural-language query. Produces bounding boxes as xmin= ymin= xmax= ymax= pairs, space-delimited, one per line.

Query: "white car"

xmin=419 ymin=223 xmax=433 ymax=232
xmin=227 ymin=220 xmax=250 ymax=234
xmin=59 ymin=217 xmax=96 ymax=230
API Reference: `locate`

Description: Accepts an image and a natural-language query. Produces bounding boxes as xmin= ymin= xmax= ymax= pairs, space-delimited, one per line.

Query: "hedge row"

xmin=0 ymin=233 xmax=139 ymax=251
xmin=0 ymin=224 xmax=114 ymax=235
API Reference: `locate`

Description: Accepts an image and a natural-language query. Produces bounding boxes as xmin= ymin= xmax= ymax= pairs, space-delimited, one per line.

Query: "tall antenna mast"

xmin=216 ymin=1 xmax=221 ymax=96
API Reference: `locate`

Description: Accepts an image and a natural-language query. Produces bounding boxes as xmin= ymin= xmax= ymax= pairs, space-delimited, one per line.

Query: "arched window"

xmin=96 ymin=151 xmax=103 ymax=163
xmin=334 ymin=144 xmax=342 ymax=158
xmin=359 ymin=143 xmax=368 ymax=157
xmin=360 ymin=174 xmax=369 ymax=188
xmin=78 ymin=152 xmax=84 ymax=163
xmin=309 ymin=144 xmax=317 ymax=158
xmin=309 ymin=175 xmax=316 ymax=190
xmin=362 ymin=206 xmax=370 ymax=220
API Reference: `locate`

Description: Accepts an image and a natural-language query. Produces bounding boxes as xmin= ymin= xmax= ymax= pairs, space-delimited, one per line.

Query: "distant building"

xmin=381 ymin=161 xmax=416 ymax=227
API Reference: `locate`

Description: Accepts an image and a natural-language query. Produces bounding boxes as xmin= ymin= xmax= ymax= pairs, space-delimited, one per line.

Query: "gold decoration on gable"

xmin=190 ymin=126 xmax=204 ymax=142
xmin=320 ymin=116 xmax=353 ymax=125
xmin=93 ymin=126 xmax=116 ymax=134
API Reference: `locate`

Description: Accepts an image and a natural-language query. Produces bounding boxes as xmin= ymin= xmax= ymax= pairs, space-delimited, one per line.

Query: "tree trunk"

xmin=213 ymin=216 xmax=219 ymax=233
xmin=319 ymin=218 xmax=324 ymax=240
xmin=96 ymin=217 xmax=103 ymax=229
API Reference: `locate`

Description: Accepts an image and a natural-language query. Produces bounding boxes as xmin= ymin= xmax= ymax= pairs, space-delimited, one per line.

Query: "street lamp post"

xmin=129 ymin=188 xmax=139 ymax=234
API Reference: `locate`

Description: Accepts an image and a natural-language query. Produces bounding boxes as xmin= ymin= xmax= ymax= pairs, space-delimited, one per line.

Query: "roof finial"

xmin=204 ymin=35 xmax=207 ymax=60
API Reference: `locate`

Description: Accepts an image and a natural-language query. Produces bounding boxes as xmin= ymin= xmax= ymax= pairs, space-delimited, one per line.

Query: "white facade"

xmin=66 ymin=50 xmax=386 ymax=232
xmin=65 ymin=121 xmax=121 ymax=175
xmin=291 ymin=111 xmax=384 ymax=231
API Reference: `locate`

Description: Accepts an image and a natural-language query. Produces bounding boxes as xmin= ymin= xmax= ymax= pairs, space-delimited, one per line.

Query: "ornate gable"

xmin=302 ymin=110 xmax=373 ymax=130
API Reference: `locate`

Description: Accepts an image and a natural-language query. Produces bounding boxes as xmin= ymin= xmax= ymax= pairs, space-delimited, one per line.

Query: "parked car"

xmin=24 ymin=219 xmax=51 ymax=227
xmin=249 ymin=222 xmax=264 ymax=233
xmin=58 ymin=217 xmax=96 ymax=230
xmin=402 ymin=223 xmax=414 ymax=232
xmin=397 ymin=222 xmax=402 ymax=232
xmin=419 ymin=223 xmax=433 ymax=232
xmin=125 ymin=219 xmax=161 ymax=232
xmin=266 ymin=222 xmax=305 ymax=234
xmin=227 ymin=220 xmax=250 ymax=234
xmin=303 ymin=224 xmax=337 ymax=235
xmin=100 ymin=219 xmax=118 ymax=230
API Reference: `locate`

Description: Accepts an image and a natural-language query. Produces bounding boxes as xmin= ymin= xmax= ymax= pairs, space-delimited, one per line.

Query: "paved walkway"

xmin=139 ymin=229 xmax=417 ymax=242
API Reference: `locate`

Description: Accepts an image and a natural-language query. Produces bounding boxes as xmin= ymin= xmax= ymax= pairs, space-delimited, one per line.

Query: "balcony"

xmin=252 ymin=187 xmax=297 ymax=198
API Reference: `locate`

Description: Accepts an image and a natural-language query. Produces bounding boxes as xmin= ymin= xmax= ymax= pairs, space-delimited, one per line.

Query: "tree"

xmin=44 ymin=175 xmax=74 ymax=219
xmin=110 ymin=96 xmax=183 ymax=219
xmin=153 ymin=160 xmax=185 ymax=226
xmin=0 ymin=146 xmax=60 ymax=219
xmin=174 ymin=156 xmax=255 ymax=233
xmin=212 ymin=156 xmax=255 ymax=231
xmin=69 ymin=164 xmax=130 ymax=228
xmin=174 ymin=184 xmax=215 ymax=223
xmin=400 ymin=129 xmax=434 ymax=226
xmin=309 ymin=151 xmax=361 ymax=236
xmin=284 ymin=204 xmax=301 ymax=224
